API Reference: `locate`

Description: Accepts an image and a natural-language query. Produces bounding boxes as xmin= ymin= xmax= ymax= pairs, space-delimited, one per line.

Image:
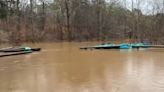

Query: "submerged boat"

xmin=0 ymin=47 xmax=41 ymax=52
xmin=80 ymin=43 xmax=164 ymax=50
xmin=0 ymin=51 xmax=32 ymax=57
xmin=0 ymin=47 xmax=41 ymax=57
xmin=80 ymin=43 xmax=119 ymax=49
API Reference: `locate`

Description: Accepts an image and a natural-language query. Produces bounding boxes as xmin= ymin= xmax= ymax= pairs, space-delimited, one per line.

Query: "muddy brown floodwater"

xmin=0 ymin=43 xmax=164 ymax=92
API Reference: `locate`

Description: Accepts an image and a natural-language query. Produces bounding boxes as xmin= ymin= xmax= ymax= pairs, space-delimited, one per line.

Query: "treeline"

xmin=0 ymin=0 xmax=164 ymax=44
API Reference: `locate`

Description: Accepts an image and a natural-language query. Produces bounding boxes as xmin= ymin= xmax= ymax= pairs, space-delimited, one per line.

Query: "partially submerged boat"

xmin=0 ymin=47 xmax=41 ymax=57
xmin=0 ymin=47 xmax=41 ymax=52
xmin=0 ymin=51 xmax=32 ymax=57
xmin=80 ymin=43 xmax=120 ymax=49
xmin=80 ymin=43 xmax=164 ymax=50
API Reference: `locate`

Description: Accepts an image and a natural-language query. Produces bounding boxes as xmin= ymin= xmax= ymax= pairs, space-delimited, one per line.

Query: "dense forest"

xmin=0 ymin=0 xmax=164 ymax=44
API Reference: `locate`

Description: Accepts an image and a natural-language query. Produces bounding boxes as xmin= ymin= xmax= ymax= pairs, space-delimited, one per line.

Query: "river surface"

xmin=0 ymin=43 xmax=164 ymax=92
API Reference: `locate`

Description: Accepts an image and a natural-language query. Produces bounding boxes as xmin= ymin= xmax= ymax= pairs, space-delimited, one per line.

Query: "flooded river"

xmin=0 ymin=43 xmax=164 ymax=92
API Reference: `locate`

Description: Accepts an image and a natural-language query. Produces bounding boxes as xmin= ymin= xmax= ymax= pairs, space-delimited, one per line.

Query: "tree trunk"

xmin=64 ymin=0 xmax=71 ymax=41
